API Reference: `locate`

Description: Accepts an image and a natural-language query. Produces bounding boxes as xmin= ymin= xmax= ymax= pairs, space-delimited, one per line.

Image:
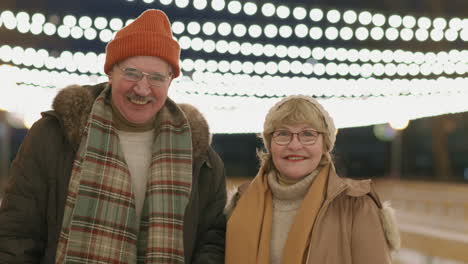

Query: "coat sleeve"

xmin=351 ymin=195 xmax=393 ymax=264
xmin=0 ymin=118 xmax=51 ymax=263
xmin=191 ymin=148 xmax=227 ymax=264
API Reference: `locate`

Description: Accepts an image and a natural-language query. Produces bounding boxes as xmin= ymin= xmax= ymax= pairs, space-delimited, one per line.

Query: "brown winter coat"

xmin=226 ymin=165 xmax=400 ymax=264
xmin=0 ymin=83 xmax=227 ymax=264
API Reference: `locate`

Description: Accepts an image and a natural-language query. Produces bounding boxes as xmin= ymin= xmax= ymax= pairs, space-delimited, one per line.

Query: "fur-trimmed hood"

xmin=46 ymin=83 xmax=211 ymax=159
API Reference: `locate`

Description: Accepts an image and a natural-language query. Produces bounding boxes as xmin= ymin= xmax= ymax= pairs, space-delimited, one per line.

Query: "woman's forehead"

xmin=275 ymin=123 xmax=316 ymax=130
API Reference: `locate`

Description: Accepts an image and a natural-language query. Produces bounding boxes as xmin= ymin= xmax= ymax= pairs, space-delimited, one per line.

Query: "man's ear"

xmin=108 ymin=71 xmax=113 ymax=85
xmin=167 ymin=77 xmax=174 ymax=87
xmin=107 ymin=65 xmax=117 ymax=84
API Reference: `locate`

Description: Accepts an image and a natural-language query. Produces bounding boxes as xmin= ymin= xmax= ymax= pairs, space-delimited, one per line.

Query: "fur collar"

xmin=50 ymin=83 xmax=210 ymax=160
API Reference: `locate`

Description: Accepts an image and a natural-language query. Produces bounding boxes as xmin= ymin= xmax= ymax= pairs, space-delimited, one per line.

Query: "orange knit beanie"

xmin=104 ymin=9 xmax=180 ymax=77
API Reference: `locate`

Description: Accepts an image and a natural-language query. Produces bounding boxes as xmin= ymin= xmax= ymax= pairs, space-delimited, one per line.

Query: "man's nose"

xmin=134 ymin=77 xmax=152 ymax=96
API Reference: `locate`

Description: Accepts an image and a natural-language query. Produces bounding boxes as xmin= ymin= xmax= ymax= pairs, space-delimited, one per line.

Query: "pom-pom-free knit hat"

xmin=263 ymin=95 xmax=337 ymax=153
xmin=104 ymin=9 xmax=181 ymax=77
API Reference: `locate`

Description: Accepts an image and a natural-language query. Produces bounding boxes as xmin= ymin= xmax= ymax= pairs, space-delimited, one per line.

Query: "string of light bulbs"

xmin=1 ymin=9 xmax=466 ymax=45
xmin=1 ymin=64 xmax=466 ymax=99
xmin=1 ymin=43 xmax=467 ymax=79
xmin=130 ymin=0 xmax=466 ymax=32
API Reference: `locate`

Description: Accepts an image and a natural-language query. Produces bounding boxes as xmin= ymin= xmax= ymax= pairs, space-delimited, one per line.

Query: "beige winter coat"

xmin=226 ymin=166 xmax=400 ymax=264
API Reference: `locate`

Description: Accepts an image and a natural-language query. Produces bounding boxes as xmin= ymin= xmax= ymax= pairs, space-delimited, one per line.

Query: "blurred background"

xmin=0 ymin=0 xmax=467 ymax=263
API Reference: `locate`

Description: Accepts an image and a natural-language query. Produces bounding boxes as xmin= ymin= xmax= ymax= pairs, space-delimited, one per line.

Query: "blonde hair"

xmin=259 ymin=97 xmax=336 ymax=172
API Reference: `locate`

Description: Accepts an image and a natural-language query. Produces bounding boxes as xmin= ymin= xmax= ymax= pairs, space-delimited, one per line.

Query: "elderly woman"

xmin=225 ymin=95 xmax=400 ymax=264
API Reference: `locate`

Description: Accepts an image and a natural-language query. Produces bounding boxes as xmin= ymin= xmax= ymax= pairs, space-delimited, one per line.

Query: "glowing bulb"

xmin=309 ymin=8 xmax=323 ymax=22
xmin=327 ymin=9 xmax=340 ymax=23
xmin=309 ymin=27 xmax=322 ymax=40
xmin=389 ymin=119 xmax=409 ymax=130
xmin=340 ymin=27 xmax=353 ymax=40
xmin=343 ymin=10 xmax=357 ymax=24
xmin=295 ymin=24 xmax=308 ymax=38
xmin=265 ymin=24 xmax=278 ymax=38
xmin=276 ymin=5 xmax=290 ymax=19
xmin=244 ymin=2 xmax=257 ymax=15
xmin=261 ymin=3 xmax=275 ymax=17
xmin=227 ymin=1 xmax=242 ymax=14
xmin=358 ymin=11 xmax=372 ymax=25
xmin=388 ymin=15 xmax=402 ymax=28
xmin=372 ymin=13 xmax=385 ymax=27
xmin=293 ymin=7 xmax=307 ymax=20
xmin=233 ymin=24 xmax=247 ymax=37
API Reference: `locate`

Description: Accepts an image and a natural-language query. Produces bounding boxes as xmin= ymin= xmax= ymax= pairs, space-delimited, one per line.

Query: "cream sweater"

xmin=268 ymin=170 xmax=318 ymax=264
xmin=117 ymin=129 xmax=154 ymax=224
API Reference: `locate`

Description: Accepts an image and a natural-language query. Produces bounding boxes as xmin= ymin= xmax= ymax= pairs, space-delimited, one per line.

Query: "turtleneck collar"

xmin=111 ymin=99 xmax=155 ymax=132
xmin=268 ymin=168 xmax=321 ymax=201
xmin=277 ymin=172 xmax=301 ymax=186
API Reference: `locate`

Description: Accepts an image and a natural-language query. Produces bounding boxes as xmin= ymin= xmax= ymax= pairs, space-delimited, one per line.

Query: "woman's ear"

xmin=322 ymin=141 xmax=330 ymax=155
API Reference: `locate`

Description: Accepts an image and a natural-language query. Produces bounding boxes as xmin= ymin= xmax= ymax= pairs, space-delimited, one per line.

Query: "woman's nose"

xmin=287 ymin=134 xmax=303 ymax=149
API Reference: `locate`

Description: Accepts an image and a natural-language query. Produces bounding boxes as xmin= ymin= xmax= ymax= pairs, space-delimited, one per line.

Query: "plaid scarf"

xmin=56 ymin=87 xmax=193 ymax=264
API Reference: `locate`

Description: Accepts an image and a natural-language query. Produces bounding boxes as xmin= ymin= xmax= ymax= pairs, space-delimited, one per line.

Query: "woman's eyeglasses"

xmin=272 ymin=129 xmax=322 ymax=145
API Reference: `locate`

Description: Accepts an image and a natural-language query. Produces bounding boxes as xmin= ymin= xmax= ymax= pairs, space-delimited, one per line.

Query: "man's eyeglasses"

xmin=117 ymin=65 xmax=172 ymax=87
xmin=272 ymin=129 xmax=322 ymax=145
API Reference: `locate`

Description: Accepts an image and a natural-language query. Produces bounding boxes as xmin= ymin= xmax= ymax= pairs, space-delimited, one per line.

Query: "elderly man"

xmin=0 ymin=9 xmax=226 ymax=263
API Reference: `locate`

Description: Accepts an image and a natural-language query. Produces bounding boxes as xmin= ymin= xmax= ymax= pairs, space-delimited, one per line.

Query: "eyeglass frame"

xmin=116 ymin=64 xmax=173 ymax=87
xmin=271 ymin=129 xmax=323 ymax=146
